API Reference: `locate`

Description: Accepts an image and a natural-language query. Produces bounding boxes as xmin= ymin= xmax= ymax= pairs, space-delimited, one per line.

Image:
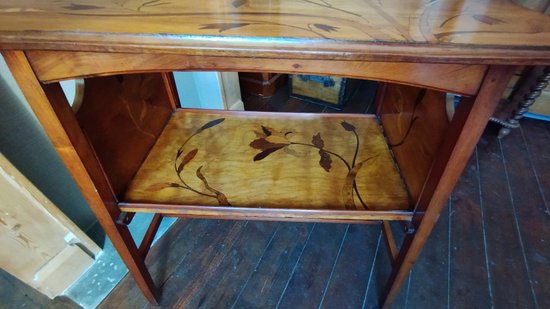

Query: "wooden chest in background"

xmin=289 ymin=74 xmax=359 ymax=109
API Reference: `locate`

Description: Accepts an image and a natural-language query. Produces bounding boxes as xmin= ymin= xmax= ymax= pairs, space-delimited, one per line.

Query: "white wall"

xmin=174 ymin=72 xmax=243 ymax=110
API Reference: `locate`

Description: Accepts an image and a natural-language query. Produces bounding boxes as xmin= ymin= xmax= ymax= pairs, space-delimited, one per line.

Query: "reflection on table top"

xmin=1 ymin=0 xmax=549 ymax=63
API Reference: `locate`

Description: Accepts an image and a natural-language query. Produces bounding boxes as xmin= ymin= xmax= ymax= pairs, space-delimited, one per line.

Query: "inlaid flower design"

xmin=250 ymin=121 xmax=377 ymax=210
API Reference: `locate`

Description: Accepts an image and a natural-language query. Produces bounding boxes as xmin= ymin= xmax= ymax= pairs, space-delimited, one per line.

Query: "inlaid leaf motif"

xmin=312 ymin=133 xmax=325 ymax=149
xmin=200 ymin=23 xmax=251 ymax=32
xmin=196 ymin=166 xmax=230 ymax=205
xmin=473 ymin=15 xmax=505 ymax=25
xmin=342 ymin=156 xmax=375 ymax=209
xmin=195 ymin=118 xmax=225 ymax=134
xmin=250 ymin=125 xmax=291 ymax=156
xmin=177 ymin=148 xmax=198 ymax=173
xmin=342 ymin=160 xmax=366 ymax=209
xmin=146 ymin=182 xmax=180 ymax=192
xmin=318 ymin=149 xmax=332 ymax=172
xmin=253 ymin=145 xmax=286 ymax=161
xmin=340 ymin=121 xmax=356 ymax=132
xmin=262 ymin=125 xmax=272 ymax=136
xmin=250 ymin=138 xmax=287 ymax=150
xmin=313 ymin=23 xmax=339 ymax=33
xmin=63 ymin=3 xmax=104 ymax=10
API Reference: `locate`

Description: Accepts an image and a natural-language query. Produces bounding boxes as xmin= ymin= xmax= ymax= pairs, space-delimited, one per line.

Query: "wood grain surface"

xmin=76 ymin=74 xmax=174 ymax=197
xmin=2 ymin=50 xmax=160 ymax=303
xmin=124 ymin=109 xmax=410 ymax=211
xmin=1 ymin=0 xmax=549 ymax=63
xmin=26 ymin=51 xmax=487 ymax=95
xmin=377 ymin=84 xmax=449 ymax=203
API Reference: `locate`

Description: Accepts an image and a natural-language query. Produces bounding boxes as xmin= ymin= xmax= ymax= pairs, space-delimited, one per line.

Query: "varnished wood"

xmin=41 ymin=82 xmax=119 ymax=210
xmin=0 ymin=154 xmax=99 ymax=298
xmin=1 ymin=50 xmax=160 ymax=305
xmin=239 ymin=72 xmax=287 ymax=97
xmin=75 ymin=74 xmax=174 ymax=197
xmin=124 ymin=109 xmax=410 ymax=211
xmin=138 ymin=214 xmax=163 ymax=259
xmin=382 ymin=221 xmax=398 ymax=263
xmin=27 ymin=51 xmax=487 ymax=96
xmin=377 ymin=84 xmax=450 ymax=203
xmin=160 ymin=72 xmax=180 ymax=110
xmin=1 ymin=1 xmax=550 ymax=64
xmin=119 ymin=203 xmax=413 ymax=223
xmin=2 ymin=1 xmax=546 ymax=306
xmin=382 ymin=65 xmax=515 ymax=308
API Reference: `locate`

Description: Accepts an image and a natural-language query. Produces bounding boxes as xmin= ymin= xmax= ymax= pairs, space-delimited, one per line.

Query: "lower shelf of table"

xmin=118 ymin=202 xmax=414 ymax=222
xmin=123 ymin=109 xmax=412 ymax=214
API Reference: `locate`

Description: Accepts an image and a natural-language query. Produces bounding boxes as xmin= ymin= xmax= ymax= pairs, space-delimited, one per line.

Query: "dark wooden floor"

xmin=2 ymin=83 xmax=549 ymax=309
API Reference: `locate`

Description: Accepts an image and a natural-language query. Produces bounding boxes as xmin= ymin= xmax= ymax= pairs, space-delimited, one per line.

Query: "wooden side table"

xmin=1 ymin=1 xmax=549 ymax=307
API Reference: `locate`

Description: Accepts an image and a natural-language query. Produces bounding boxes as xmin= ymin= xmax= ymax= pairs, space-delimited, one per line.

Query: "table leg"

xmin=2 ymin=51 xmax=160 ymax=304
xmin=381 ymin=65 xmax=514 ymax=308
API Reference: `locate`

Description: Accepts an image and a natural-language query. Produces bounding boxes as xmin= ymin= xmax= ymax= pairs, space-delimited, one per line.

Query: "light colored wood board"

xmin=124 ymin=109 xmax=410 ymax=211
xmin=0 ymin=154 xmax=100 ymax=256
xmin=26 ymin=51 xmax=487 ymax=96
xmin=0 ymin=164 xmax=67 ymax=282
xmin=33 ymin=244 xmax=94 ymax=298
xmin=0 ymin=154 xmax=98 ymax=298
xmin=378 ymin=84 xmax=450 ymax=203
xmin=1 ymin=1 xmax=550 ymax=63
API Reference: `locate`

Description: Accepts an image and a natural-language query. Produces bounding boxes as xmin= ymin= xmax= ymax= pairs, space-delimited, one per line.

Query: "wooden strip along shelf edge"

xmin=118 ymin=203 xmax=414 ymax=223
xmin=123 ymin=109 xmax=411 ymax=213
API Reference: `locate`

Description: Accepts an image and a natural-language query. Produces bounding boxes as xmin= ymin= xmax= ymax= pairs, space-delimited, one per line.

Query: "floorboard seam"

xmin=169 ymin=220 xmax=250 ymax=309
xmin=498 ymin=139 xmax=539 ymax=308
xmin=156 ymin=219 xmax=209 ymax=288
xmin=404 ymin=270 xmax=411 ymax=309
xmin=229 ymin=222 xmax=281 ymax=309
xmin=317 ymin=224 xmax=350 ymax=309
xmin=519 ymin=125 xmax=549 ymax=214
xmin=476 ymin=147 xmax=495 ymax=309
xmin=361 ymin=230 xmax=383 ymax=309
xmin=275 ymin=223 xmax=316 ymax=309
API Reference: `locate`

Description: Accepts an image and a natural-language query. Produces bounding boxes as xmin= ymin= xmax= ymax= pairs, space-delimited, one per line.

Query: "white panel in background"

xmin=173 ymin=72 xmax=225 ymax=109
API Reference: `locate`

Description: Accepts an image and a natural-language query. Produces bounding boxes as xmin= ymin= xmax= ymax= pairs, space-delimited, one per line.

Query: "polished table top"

xmin=0 ymin=0 xmax=549 ymax=63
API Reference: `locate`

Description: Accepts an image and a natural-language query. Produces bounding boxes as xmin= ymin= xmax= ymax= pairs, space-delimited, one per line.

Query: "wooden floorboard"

xmin=4 ymin=82 xmax=550 ymax=309
xmin=319 ymin=224 xmax=381 ymax=309
xmin=500 ymin=124 xmax=550 ymax=308
xmin=146 ymin=220 xmax=247 ymax=308
xmin=276 ymin=223 xmax=348 ymax=308
xmin=405 ymin=199 xmax=450 ymax=308
xmin=181 ymin=221 xmax=279 ymax=308
xmin=476 ymin=125 xmax=537 ymax=308
xmin=231 ymin=222 xmax=314 ymax=309
xmin=449 ymin=154 xmax=493 ymax=308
